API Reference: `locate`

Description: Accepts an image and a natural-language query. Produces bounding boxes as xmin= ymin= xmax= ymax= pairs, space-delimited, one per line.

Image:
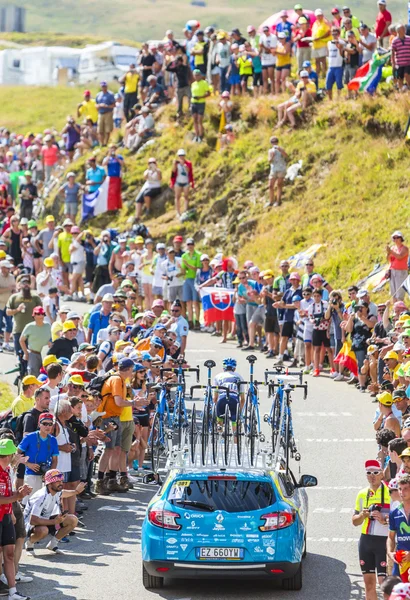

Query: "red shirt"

xmin=294 ymin=27 xmax=312 ymax=48
xmin=375 ymin=9 xmax=392 ymax=38
xmin=0 ymin=466 xmax=13 ymax=522
xmin=41 ymin=144 xmax=59 ymax=167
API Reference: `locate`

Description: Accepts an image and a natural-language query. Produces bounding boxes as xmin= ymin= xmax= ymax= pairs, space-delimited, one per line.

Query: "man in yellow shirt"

xmin=312 ymin=8 xmax=331 ymax=77
xmin=77 ymin=90 xmax=98 ymax=125
xmin=190 ymin=70 xmax=210 ymax=143
xmin=119 ymin=63 xmax=139 ymax=122
xmin=57 ymin=219 xmax=73 ymax=289
xmin=277 ymin=70 xmax=316 ymax=127
xmin=11 ymin=375 xmax=41 ymax=417
xmin=191 ymin=30 xmax=207 ymax=75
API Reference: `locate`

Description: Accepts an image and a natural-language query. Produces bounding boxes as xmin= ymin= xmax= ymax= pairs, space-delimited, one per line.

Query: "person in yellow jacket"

xmin=311 ymin=9 xmax=331 ymax=78
xmin=237 ymin=43 xmax=254 ymax=95
xmin=77 ymin=90 xmax=98 ymax=125
xmin=119 ymin=63 xmax=139 ymax=122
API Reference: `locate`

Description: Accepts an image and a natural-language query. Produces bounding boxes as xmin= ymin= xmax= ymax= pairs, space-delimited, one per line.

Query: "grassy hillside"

xmin=12 ymin=0 xmax=409 ymax=42
xmin=2 ymin=84 xmax=410 ymax=294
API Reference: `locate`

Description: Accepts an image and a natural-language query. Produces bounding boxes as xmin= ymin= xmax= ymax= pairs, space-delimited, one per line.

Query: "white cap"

xmin=200 ymin=253 xmax=210 ymax=261
xmin=315 ymin=8 xmax=323 ymax=15
xmin=102 ymin=293 xmax=114 ymax=302
xmin=177 ymin=148 xmax=186 ymax=156
xmin=67 ymin=171 xmax=75 ymax=178
xmin=300 ymin=70 xmax=309 ymax=77
xmin=358 ymin=289 xmax=369 ymax=298
xmin=156 ymin=242 xmax=166 ymax=250
xmin=277 ymin=31 xmax=286 ymax=38
xmin=0 ymin=260 xmax=12 ymax=268
xmin=378 ymin=0 xmax=387 ymax=4
xmin=392 ymin=230 xmax=404 ymax=240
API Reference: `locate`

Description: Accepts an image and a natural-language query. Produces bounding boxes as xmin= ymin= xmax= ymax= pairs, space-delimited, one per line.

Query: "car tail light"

xmin=259 ymin=511 xmax=295 ymax=532
xmin=148 ymin=508 xmax=182 ymax=530
xmin=208 ymin=475 xmax=237 ymax=480
xmin=156 ymin=567 xmax=170 ymax=572
xmin=270 ymin=569 xmax=284 ymax=573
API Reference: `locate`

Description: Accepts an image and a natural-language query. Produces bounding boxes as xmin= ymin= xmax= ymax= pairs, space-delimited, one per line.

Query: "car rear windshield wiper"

xmin=174 ymin=500 xmax=215 ymax=511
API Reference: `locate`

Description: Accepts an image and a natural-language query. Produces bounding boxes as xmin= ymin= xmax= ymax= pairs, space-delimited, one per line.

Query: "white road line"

xmin=313 ymin=508 xmax=352 ymax=514
xmin=305 ymin=438 xmax=375 ymax=443
xmin=314 ymin=486 xmax=362 ymax=490
xmin=307 ymin=537 xmax=359 ymax=543
xmin=296 ymin=412 xmax=352 ymax=417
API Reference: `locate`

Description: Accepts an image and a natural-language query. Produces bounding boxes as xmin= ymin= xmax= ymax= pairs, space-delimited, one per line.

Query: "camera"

xmin=354 ymin=305 xmax=362 ymax=313
xmin=368 ymin=504 xmax=383 ymax=519
xmin=39 ymin=462 xmax=51 ymax=475
xmin=332 ymin=299 xmax=338 ymax=305
xmin=314 ymin=317 xmax=322 ymax=326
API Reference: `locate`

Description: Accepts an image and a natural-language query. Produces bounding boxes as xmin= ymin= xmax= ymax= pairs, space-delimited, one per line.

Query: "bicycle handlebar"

xmin=264 ymin=369 xmax=303 ymax=385
xmin=237 ymin=380 xmax=264 ymax=389
xmin=269 ymin=382 xmax=308 ymax=400
xmin=189 ymin=384 xmax=231 ymax=398
xmin=160 ymin=366 xmax=200 ymax=382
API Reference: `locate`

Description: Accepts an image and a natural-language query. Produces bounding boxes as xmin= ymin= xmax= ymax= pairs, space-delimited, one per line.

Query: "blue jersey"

xmin=282 ymin=287 xmax=302 ymax=322
xmin=18 ymin=432 xmax=59 ymax=476
xmin=214 ymin=371 xmax=244 ymax=398
xmin=390 ymin=504 xmax=410 ymax=551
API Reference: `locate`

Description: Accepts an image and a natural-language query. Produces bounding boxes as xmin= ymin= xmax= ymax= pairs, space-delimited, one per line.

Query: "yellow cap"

xmin=45 ymin=215 xmax=55 ymax=223
xmin=22 ymin=375 xmax=42 ymax=386
xmin=400 ymin=447 xmax=410 ymax=458
xmin=377 ymin=391 xmax=393 ymax=406
xmin=385 ymin=351 xmax=399 ymax=361
xmin=0 ymin=251 xmax=6 ymax=260
xmin=44 ymin=257 xmax=54 ymax=267
xmin=43 ymin=354 xmax=58 ymax=367
xmin=68 ymin=374 xmax=84 ymax=386
xmin=62 ymin=320 xmax=77 ymax=332
xmin=115 ymin=340 xmax=129 ymax=351
xmin=263 ymin=269 xmax=275 ymax=279
xmin=134 ymin=236 xmax=144 ymax=244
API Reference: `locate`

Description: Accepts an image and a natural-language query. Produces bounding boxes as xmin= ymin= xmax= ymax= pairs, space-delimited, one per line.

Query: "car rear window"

xmin=167 ymin=479 xmax=275 ymax=513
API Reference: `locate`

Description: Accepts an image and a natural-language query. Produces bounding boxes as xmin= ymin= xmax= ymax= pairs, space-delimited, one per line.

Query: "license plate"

xmin=197 ymin=547 xmax=244 ymax=560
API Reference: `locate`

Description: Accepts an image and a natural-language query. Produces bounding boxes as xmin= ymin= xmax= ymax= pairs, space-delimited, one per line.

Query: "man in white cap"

xmin=387 ymin=231 xmax=409 ymax=300
xmin=151 ymin=243 xmax=168 ymax=299
xmin=87 ymin=294 xmax=113 ymax=344
xmin=0 ymin=260 xmax=15 ymax=352
xmin=170 ymin=149 xmax=195 ymax=218
xmin=311 ymin=9 xmax=331 ymax=78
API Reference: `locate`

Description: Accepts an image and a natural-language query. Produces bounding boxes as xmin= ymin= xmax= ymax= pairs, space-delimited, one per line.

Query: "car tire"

xmin=302 ymin=533 xmax=307 ymax=559
xmin=142 ymin=564 xmax=164 ymax=589
xmin=282 ymin=563 xmax=302 ymax=591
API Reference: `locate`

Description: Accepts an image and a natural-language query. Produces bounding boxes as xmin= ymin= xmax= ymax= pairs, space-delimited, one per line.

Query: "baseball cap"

xmin=67 ymin=311 xmax=80 ymax=320
xmin=302 ymin=60 xmax=311 ymax=67
xmin=0 ymin=260 xmax=12 ymax=268
xmin=393 ymin=389 xmax=407 ymax=400
xmin=385 ymin=351 xmax=399 ymax=360
xmin=186 ymin=238 xmax=195 ymax=244
xmin=133 ymin=363 xmax=146 ymax=373
xmin=118 ymin=358 xmax=134 ymax=370
xmin=357 ymin=289 xmax=369 ymax=298
xmin=32 ymin=306 xmax=45 ymax=316
xmin=289 ymin=271 xmax=301 ymax=281
xmin=68 ymin=374 xmax=84 ymax=386
xmin=151 ymin=335 xmax=163 ymax=346
xmin=400 ymin=447 xmax=410 ymax=458
xmin=152 ymin=299 xmax=165 ymax=308
xmin=0 ymin=439 xmax=17 ymax=456
xmin=107 ymin=326 xmax=121 ymax=336
xmin=70 ymin=352 xmax=84 ymax=363
xmin=263 ymin=269 xmax=275 ymax=279
xmin=173 ymin=235 xmax=183 ymax=243
xmin=364 ymin=459 xmax=382 ymax=471
xmin=62 ymin=320 xmax=77 ymax=332
xmin=59 ymin=305 xmax=70 ymax=314
xmin=43 ymin=355 xmax=58 ymax=367
xmin=39 ymin=412 xmax=54 ymax=424
xmin=392 ymin=230 xmax=404 ymax=239
xmin=331 ymin=7 xmax=340 ymax=13
xmin=27 ymin=220 xmax=37 ymax=229
xmin=100 ymin=80 xmax=108 ymax=86
xmin=154 ymin=323 xmax=167 ymax=331
xmin=102 ymin=293 xmax=114 ymax=302
xmin=44 ymin=469 xmax=64 ymax=484
xmin=144 ymin=310 xmax=156 ymax=319
xmin=62 ymin=218 xmax=73 ymax=227
xmin=192 ymin=69 xmax=202 ymax=75
xmin=300 ymin=70 xmax=309 ymax=77
xmin=156 ymin=242 xmax=166 ymax=250
xmin=44 ymin=257 xmax=54 ymax=268
xmin=22 ymin=375 xmax=42 ymax=386
xmin=280 ymin=9 xmax=288 ymax=16
xmin=79 ymin=343 xmax=96 ymax=351
xmin=294 ymin=3 xmax=303 ymax=7
xmin=200 ymin=254 xmax=210 ymax=261
xmin=141 ymin=352 xmax=153 ymax=361
xmin=377 ymin=391 xmax=394 ymax=406
xmin=177 ymin=149 xmax=186 ymax=156
xmin=45 ymin=215 xmax=55 ymax=223
xmin=378 ymin=0 xmax=387 ymax=4
xmin=134 ymin=236 xmax=145 ymax=244
xmin=115 ymin=340 xmax=129 ymax=352
xmin=367 ymin=345 xmax=378 ymax=355
xmin=315 ymin=8 xmax=323 ymax=15
xmin=388 ymin=478 xmax=399 ymax=490
xmin=83 ymin=90 xmax=91 ymax=96
xmin=247 ymin=25 xmax=255 ymax=32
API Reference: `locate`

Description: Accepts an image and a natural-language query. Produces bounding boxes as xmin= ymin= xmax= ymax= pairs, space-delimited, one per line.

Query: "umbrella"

xmin=259 ymin=9 xmax=317 ymax=32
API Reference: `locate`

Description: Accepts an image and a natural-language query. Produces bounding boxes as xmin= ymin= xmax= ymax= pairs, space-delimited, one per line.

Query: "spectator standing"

xmin=86 ymin=156 xmax=106 ymax=193
xmin=41 ymin=135 xmax=60 ymax=183
xmin=135 ymin=157 xmax=162 ymax=221
xmin=61 ymin=116 xmax=81 ymax=162
xmin=166 ymin=55 xmax=191 ymax=117
xmin=259 ymin=25 xmax=277 ymax=94
xmin=92 ymin=231 xmax=114 ymax=293
xmin=119 ymin=63 xmax=139 ymax=122
xmin=375 ymin=0 xmax=392 ymax=48
xmin=58 ymin=172 xmax=82 ymax=223
xmin=18 ymin=172 xmax=38 ymax=220
xmin=77 ymin=90 xmax=98 ymax=125
xmin=344 ymin=31 xmax=361 ymax=96
xmin=57 ymin=219 xmax=73 ymax=290
xmin=215 ymin=32 xmax=231 ymax=93
xmin=0 ymin=260 xmax=15 ymax=352
xmin=36 ymin=215 xmax=55 ymax=259
xmin=19 ymin=307 xmax=51 ymax=377
xmin=326 ymin=27 xmax=346 ymax=100
xmin=391 ymin=25 xmax=410 ymax=90
xmin=386 ymin=230 xmax=409 ymax=300
xmin=6 ymin=276 xmax=42 ymax=356
xmin=293 ymin=17 xmax=312 ymax=70
xmin=274 ymin=272 xmax=302 ymax=365
xmin=267 ymin=136 xmax=288 ymax=208
xmin=170 ymin=149 xmax=194 ymax=218
xmin=191 ymin=70 xmax=210 ymax=143
xmin=360 ymin=24 xmax=377 ymax=64
xmin=87 ymin=294 xmax=113 ymax=345
xmin=312 ymin=9 xmax=331 ymax=78
xmin=48 ymin=320 xmax=78 ymax=360
xmin=181 ymin=238 xmax=202 ymax=330
xmin=95 ymin=81 xmax=116 ymax=146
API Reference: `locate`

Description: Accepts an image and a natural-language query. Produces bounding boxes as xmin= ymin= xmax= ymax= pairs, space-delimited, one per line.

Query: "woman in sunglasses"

xmin=130 ymin=364 xmax=150 ymax=472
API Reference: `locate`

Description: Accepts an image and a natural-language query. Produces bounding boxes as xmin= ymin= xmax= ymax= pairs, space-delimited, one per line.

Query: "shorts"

xmin=27 ymin=524 xmax=57 ymax=538
xmin=141 ymin=273 xmax=153 ymax=285
xmin=269 ymin=169 xmax=286 ymax=179
xmin=97 ymin=112 xmax=114 ymax=135
xmin=191 ymin=102 xmax=206 ymax=116
xmin=17 ymin=463 xmax=25 ymax=479
xmin=72 ymin=261 xmax=85 ymax=275
xmin=134 ymin=412 xmax=150 ymax=427
xmin=12 ymin=502 xmax=25 ymax=540
xmin=265 ymin=315 xmax=280 ymax=334
xmin=62 ymin=261 xmax=73 ymax=274
xmin=330 ymin=335 xmax=342 ymax=355
xmin=102 ymin=416 xmax=122 ymax=448
xmin=120 ymin=419 xmax=135 ymax=452
xmin=276 ymin=64 xmax=291 ymax=71
xmin=183 ymin=278 xmax=199 ymax=302
xmin=228 ymin=74 xmax=241 ymax=85
xmin=326 ymin=67 xmax=344 ymax=90
xmin=0 ymin=514 xmax=16 ymax=547
xmin=66 ymin=465 xmax=81 ymax=483
xmin=216 ymin=394 xmax=239 ymax=422
xmin=167 ymin=285 xmax=183 ymax=303
xmin=240 ymin=74 xmax=252 ymax=82
xmin=282 ymin=321 xmax=294 ymax=339
xmin=358 ymin=534 xmax=387 ymax=577
xmin=152 ymin=286 xmax=163 ymax=296
xmin=312 ymin=329 xmax=330 ymax=348
xmin=311 ymin=47 xmax=327 ymax=59
xmin=261 ymin=62 xmax=275 ymax=69
xmin=65 ymin=202 xmax=78 ymax=217
xmin=397 ymin=65 xmax=410 ymax=79
xmin=136 ymin=187 xmax=161 ymax=203
xmin=253 ymin=72 xmax=263 ymax=86
xmin=175 ymin=182 xmax=188 ymax=188
xmin=114 ymin=118 xmax=122 ymax=128
xmin=344 ymin=64 xmax=358 ymax=84
xmin=250 ymin=305 xmax=265 ymax=326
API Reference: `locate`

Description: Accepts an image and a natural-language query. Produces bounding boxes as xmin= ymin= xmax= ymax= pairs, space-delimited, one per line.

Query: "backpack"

xmin=84 ymin=371 xmax=119 ymax=396
xmin=0 ymin=410 xmax=32 ymax=443
xmin=96 ymin=340 xmax=114 ymax=372
xmin=132 ymin=223 xmax=149 ymax=239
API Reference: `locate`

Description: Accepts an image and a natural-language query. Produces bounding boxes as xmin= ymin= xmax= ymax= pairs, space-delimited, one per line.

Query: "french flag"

xmin=82 ymin=176 xmax=122 ymax=221
xmin=199 ymin=287 xmax=235 ymax=325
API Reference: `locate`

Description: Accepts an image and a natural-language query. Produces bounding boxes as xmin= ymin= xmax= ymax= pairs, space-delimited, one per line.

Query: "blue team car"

xmin=141 ymin=468 xmax=317 ymax=590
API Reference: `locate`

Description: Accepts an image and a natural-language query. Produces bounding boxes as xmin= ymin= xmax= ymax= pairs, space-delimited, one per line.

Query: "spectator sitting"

xmin=124 ymin=106 xmax=155 ymax=153
xmin=145 ymin=76 xmax=166 ymax=109
xmin=302 ymin=60 xmax=318 ymax=89
xmin=276 ymin=70 xmax=316 ymax=128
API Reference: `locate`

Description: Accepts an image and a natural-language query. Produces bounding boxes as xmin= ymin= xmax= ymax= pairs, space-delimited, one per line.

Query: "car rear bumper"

xmin=143 ymin=560 xmax=300 ymax=579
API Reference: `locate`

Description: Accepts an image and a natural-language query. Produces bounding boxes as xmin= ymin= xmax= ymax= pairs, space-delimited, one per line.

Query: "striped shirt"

xmin=392 ymin=35 xmax=410 ymax=67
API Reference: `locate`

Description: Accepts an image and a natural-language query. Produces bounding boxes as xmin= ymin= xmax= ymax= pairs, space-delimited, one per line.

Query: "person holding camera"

xmin=61 ymin=116 xmax=81 ymax=162
xmin=325 ymin=289 xmax=345 ymax=359
xmin=345 ymin=300 xmax=375 ymax=387
xmin=352 ymin=459 xmax=390 ymax=600
xmin=308 ymin=288 xmax=333 ymax=377
xmin=17 ymin=412 xmax=58 ymax=498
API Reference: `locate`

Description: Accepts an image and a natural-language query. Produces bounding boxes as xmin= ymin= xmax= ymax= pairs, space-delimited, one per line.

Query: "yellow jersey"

xmin=124 ymin=72 xmax=139 ymax=94
xmin=78 ymin=99 xmax=98 ymax=124
xmin=312 ymin=21 xmax=331 ymax=49
xmin=11 ymin=394 xmax=35 ymax=417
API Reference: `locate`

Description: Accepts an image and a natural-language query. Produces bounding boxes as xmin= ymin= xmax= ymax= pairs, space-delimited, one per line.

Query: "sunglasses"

xmin=306 ymin=264 xmax=313 ymax=266
xmin=171 ymin=309 xmax=180 ymax=313
xmin=79 ymin=394 xmax=88 ymax=399
xmin=153 ymin=344 xmax=162 ymax=349
xmin=366 ymin=471 xmax=381 ymax=476
xmin=41 ymin=422 xmax=53 ymax=427
xmin=71 ymin=385 xmax=83 ymax=390
xmin=187 ymin=243 xmax=194 ymax=246
xmin=303 ymin=293 xmax=311 ymax=296
xmin=129 ymin=296 xmax=137 ymax=300
xmin=112 ymin=319 xmax=122 ymax=323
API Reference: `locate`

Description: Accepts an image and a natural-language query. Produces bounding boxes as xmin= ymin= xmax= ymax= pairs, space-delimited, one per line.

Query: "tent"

xmin=259 ymin=9 xmax=316 ymax=32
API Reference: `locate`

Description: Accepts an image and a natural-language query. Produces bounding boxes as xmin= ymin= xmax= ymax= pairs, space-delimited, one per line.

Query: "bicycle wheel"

xmin=173 ymin=391 xmax=183 ymax=449
xmin=223 ymin=405 xmax=231 ymax=466
xmin=201 ymin=405 xmax=209 ymax=466
xmin=150 ymin=412 xmax=163 ymax=473
xmin=211 ymin=405 xmax=219 ymax=464
xmin=236 ymin=411 xmax=243 ymax=465
xmin=271 ymin=393 xmax=282 ymax=453
xmin=243 ymin=388 xmax=252 ymax=432
xmin=190 ymin=404 xmax=198 ymax=464
xmin=249 ymin=405 xmax=258 ymax=467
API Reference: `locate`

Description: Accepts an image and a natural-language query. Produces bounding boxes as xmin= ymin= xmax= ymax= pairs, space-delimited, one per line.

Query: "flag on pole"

xmin=348 ymin=51 xmax=391 ymax=94
xmin=199 ymin=286 xmax=235 ymax=324
xmin=82 ymin=176 xmax=122 ymax=221
xmin=400 ymin=274 xmax=410 ymax=296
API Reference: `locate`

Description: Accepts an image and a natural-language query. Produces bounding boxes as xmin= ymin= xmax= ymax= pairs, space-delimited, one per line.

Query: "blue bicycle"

xmin=189 ymin=359 xmax=216 ymax=465
xmin=149 ymin=380 xmax=173 ymax=473
xmin=237 ymin=355 xmax=264 ymax=466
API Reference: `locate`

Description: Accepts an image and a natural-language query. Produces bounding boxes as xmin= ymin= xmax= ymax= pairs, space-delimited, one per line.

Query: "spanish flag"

xmin=334 ymin=338 xmax=358 ymax=377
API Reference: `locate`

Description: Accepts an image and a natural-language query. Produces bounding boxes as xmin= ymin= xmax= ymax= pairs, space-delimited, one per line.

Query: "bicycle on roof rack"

xmin=264 ymin=366 xmax=308 ymax=473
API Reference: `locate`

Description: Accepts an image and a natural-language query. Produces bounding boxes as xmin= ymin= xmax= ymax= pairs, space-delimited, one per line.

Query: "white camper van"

xmin=78 ymin=41 xmax=138 ymax=84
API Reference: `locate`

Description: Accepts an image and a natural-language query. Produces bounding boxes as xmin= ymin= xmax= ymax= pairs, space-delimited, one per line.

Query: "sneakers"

xmin=107 ymin=477 xmax=128 ymax=493
xmin=15 ymin=574 xmax=33 ymax=584
xmin=46 ymin=537 xmax=64 ymax=554
xmin=8 ymin=592 xmax=29 ymax=600
xmin=275 ymin=358 xmax=284 ymax=366
xmin=329 ymin=370 xmax=337 ymax=378
xmin=266 ymin=351 xmax=275 ymax=359
xmin=242 ymin=345 xmax=255 ymax=351
xmin=2 ymin=344 xmax=12 ymax=352
xmin=312 ymin=369 xmax=320 ymax=377
xmin=0 ymin=580 xmax=8 ymax=596
xmin=303 ymin=365 xmax=313 ymax=375
xmin=347 ymin=376 xmax=358 ymax=385
xmin=333 ymin=373 xmax=344 ymax=382
xmin=25 ymin=541 xmax=34 ymax=553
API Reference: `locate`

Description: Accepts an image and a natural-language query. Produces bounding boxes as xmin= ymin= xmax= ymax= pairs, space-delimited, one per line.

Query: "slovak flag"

xmin=82 ymin=176 xmax=122 ymax=222
xmin=199 ymin=287 xmax=235 ymax=324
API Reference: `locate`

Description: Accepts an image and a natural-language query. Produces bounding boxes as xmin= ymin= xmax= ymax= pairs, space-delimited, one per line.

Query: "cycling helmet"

xmin=222 ymin=358 xmax=237 ymax=370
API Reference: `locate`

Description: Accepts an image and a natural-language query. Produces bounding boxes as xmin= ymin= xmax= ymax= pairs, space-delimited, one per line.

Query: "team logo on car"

xmin=167 ymin=538 xmax=177 ymax=545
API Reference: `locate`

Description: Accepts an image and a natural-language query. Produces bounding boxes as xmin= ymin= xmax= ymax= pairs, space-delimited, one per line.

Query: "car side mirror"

xmin=297 ymin=474 xmax=317 ymax=488
xmin=143 ymin=473 xmax=156 ymax=484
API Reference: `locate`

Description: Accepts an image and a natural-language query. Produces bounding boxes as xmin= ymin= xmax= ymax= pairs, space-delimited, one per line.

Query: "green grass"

xmin=10 ymin=0 xmax=409 ymax=42
xmin=0 ymin=381 xmax=15 ymax=412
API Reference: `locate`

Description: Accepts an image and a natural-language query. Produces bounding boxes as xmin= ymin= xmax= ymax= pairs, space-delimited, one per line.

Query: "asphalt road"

xmin=0 ymin=307 xmax=376 ymax=600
